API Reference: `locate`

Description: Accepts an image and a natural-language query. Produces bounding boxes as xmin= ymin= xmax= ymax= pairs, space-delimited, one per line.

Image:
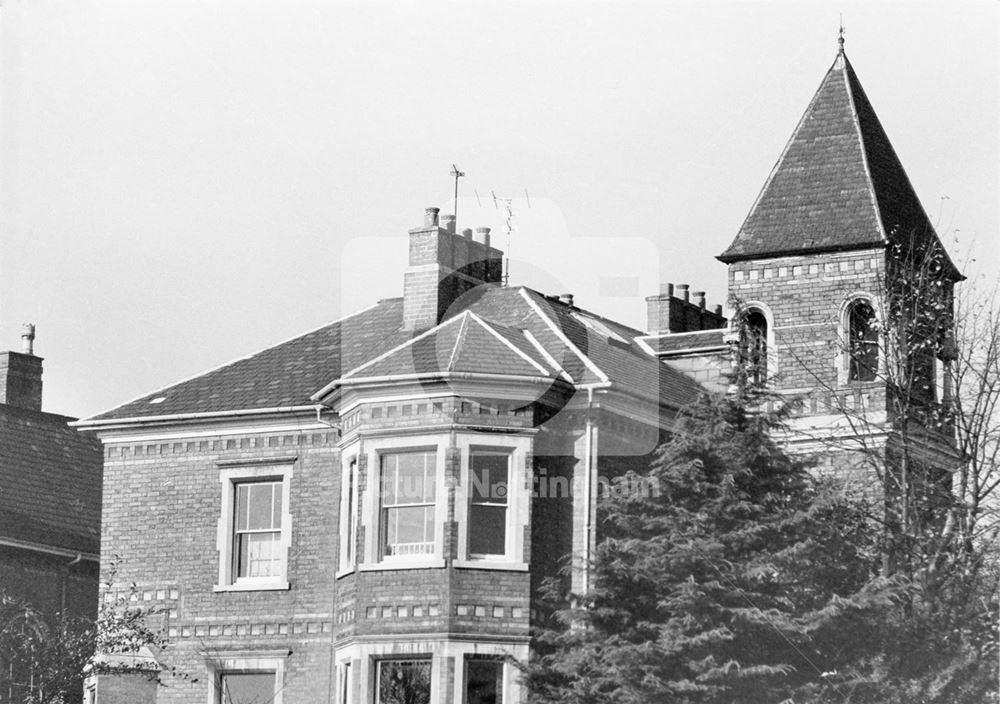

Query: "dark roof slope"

xmin=89 ymin=298 xmax=408 ymax=421
xmin=340 ymin=311 xmax=553 ymax=381
xmin=719 ymin=50 xmax=958 ymax=278
xmin=0 ymin=405 xmax=103 ymax=553
xmin=87 ymin=285 xmax=705 ymax=424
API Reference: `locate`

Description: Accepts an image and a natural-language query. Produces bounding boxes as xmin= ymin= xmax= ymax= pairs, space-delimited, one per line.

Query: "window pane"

xmin=377 ymin=660 xmax=431 ymax=704
xmin=394 ymin=452 xmax=434 ymax=503
xmin=849 ymin=302 xmax=878 ymax=382
xmin=220 ymin=672 xmax=275 ymax=704
xmin=471 ymin=455 xmax=509 ymax=504
xmin=247 ymin=484 xmax=275 ymax=530
xmin=237 ymin=531 xmax=280 ymax=578
xmin=469 ymin=505 xmax=507 ymax=555
xmin=384 ymin=506 xmax=434 ymax=555
xmin=236 ymin=484 xmax=249 ymax=530
xmin=272 ymin=483 xmax=282 ymax=529
xmin=382 ymin=454 xmax=397 ymax=504
xmin=465 ymin=660 xmax=503 ymax=704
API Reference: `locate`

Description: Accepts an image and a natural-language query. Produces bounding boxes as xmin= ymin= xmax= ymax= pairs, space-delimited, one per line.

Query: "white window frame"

xmin=359 ymin=435 xmax=447 ymax=570
xmin=454 ymin=434 xmax=530 ymax=571
xmin=333 ymin=639 xmax=527 ymax=704
xmin=337 ymin=658 xmax=353 ymax=704
xmin=461 ymin=655 xmax=508 ymax=704
xmin=206 ymin=653 xmax=287 ymax=704
xmin=338 ymin=447 xmax=360 ymax=576
xmin=215 ymin=462 xmax=293 ymax=592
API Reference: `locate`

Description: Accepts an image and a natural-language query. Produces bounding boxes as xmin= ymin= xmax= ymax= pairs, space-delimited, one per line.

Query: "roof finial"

xmin=838 ymin=15 xmax=846 ymax=54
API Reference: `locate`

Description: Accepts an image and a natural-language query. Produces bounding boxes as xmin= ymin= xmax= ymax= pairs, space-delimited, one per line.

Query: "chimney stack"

xmin=645 ymin=283 xmax=728 ymax=334
xmin=558 ymin=293 xmax=574 ymax=307
xmin=1 ymin=324 xmax=43 ymax=411
xmin=403 ymin=207 xmax=504 ymax=331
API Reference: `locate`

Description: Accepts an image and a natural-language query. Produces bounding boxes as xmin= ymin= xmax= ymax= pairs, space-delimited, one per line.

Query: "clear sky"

xmin=1 ymin=0 xmax=997 ymax=418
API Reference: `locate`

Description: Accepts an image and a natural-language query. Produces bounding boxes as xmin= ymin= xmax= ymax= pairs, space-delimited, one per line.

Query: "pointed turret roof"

xmin=719 ymin=46 xmax=960 ymax=278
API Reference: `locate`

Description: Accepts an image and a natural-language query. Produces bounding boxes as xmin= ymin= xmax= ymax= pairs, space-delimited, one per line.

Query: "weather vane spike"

xmin=450 ymin=164 xmax=465 ymax=224
xmin=838 ymin=15 xmax=846 ymax=53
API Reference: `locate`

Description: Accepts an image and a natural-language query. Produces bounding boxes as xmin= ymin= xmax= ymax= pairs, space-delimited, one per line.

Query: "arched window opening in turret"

xmin=739 ymin=310 xmax=768 ymax=386
xmin=848 ymin=300 xmax=878 ymax=382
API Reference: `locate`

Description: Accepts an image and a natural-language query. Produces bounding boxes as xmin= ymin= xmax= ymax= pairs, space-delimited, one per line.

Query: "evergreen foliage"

xmin=524 ymin=384 xmax=998 ymax=703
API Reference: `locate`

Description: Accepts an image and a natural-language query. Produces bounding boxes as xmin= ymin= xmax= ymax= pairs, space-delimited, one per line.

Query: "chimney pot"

xmin=714 ymin=304 xmax=723 ymax=316
xmin=441 ymin=213 xmax=456 ymax=233
xmin=424 ymin=207 xmax=440 ymax=227
xmin=660 ymin=282 xmax=674 ymax=297
xmin=694 ymin=291 xmax=706 ymax=309
xmin=21 ymin=324 xmax=35 ymax=356
xmin=676 ymin=284 xmax=690 ymax=302
xmin=473 ymin=227 xmax=491 ymax=247
xmin=462 ymin=228 xmax=473 ymax=239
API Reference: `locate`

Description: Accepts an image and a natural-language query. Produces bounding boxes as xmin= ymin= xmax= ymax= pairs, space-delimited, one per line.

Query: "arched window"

xmin=848 ymin=300 xmax=878 ymax=382
xmin=739 ymin=310 xmax=768 ymax=385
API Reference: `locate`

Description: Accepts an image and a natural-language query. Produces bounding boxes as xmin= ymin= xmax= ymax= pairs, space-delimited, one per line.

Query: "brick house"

xmin=0 ymin=326 xmax=103 ymax=703
xmin=76 ymin=43 xmax=957 ymax=704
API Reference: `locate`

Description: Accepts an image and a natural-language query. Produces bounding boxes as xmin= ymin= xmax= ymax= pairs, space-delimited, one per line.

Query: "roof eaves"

xmin=71 ymin=404 xmax=325 ymax=429
xmin=335 ymin=371 xmax=566 ymax=388
xmin=717 ymin=240 xmax=888 ymax=264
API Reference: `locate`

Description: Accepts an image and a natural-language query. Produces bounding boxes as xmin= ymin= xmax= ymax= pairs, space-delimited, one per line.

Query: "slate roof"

xmin=339 ymin=311 xmax=555 ymax=381
xmin=0 ymin=405 xmax=103 ymax=553
xmin=719 ymin=49 xmax=959 ymax=278
xmin=87 ymin=299 xmax=410 ymax=421
xmin=85 ymin=285 xmax=705 ymax=425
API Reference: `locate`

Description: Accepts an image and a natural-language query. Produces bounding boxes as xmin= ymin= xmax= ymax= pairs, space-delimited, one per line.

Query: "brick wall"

xmin=728 ymin=248 xmax=885 ymax=401
xmin=98 ymin=428 xmax=340 ymax=702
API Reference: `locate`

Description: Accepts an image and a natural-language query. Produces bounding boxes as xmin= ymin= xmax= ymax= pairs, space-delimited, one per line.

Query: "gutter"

xmin=71 ymin=404 xmax=328 ymax=429
xmin=0 ymin=537 xmax=99 ymax=562
xmin=311 ymin=371 xmax=567 ymax=400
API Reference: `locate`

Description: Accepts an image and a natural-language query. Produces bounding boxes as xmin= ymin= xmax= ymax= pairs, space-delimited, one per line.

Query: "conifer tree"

xmin=524 ymin=383 xmax=892 ymax=704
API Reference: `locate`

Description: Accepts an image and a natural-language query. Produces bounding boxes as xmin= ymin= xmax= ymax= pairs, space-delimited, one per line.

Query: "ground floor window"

xmin=218 ymin=671 xmax=276 ymax=703
xmin=465 ymin=658 xmax=504 ymax=704
xmin=376 ymin=659 xmax=432 ymax=704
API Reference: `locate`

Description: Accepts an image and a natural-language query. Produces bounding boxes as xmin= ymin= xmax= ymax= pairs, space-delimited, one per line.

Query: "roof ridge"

xmin=841 ymin=55 xmax=890 ymax=247
xmin=339 ymin=310 xmax=467 ymax=382
xmin=447 ymin=312 xmax=472 ymax=372
xmin=467 ymin=312 xmax=552 ymax=377
xmin=522 ymin=328 xmax=574 ymax=382
xmin=518 ymin=288 xmax=610 ymax=384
